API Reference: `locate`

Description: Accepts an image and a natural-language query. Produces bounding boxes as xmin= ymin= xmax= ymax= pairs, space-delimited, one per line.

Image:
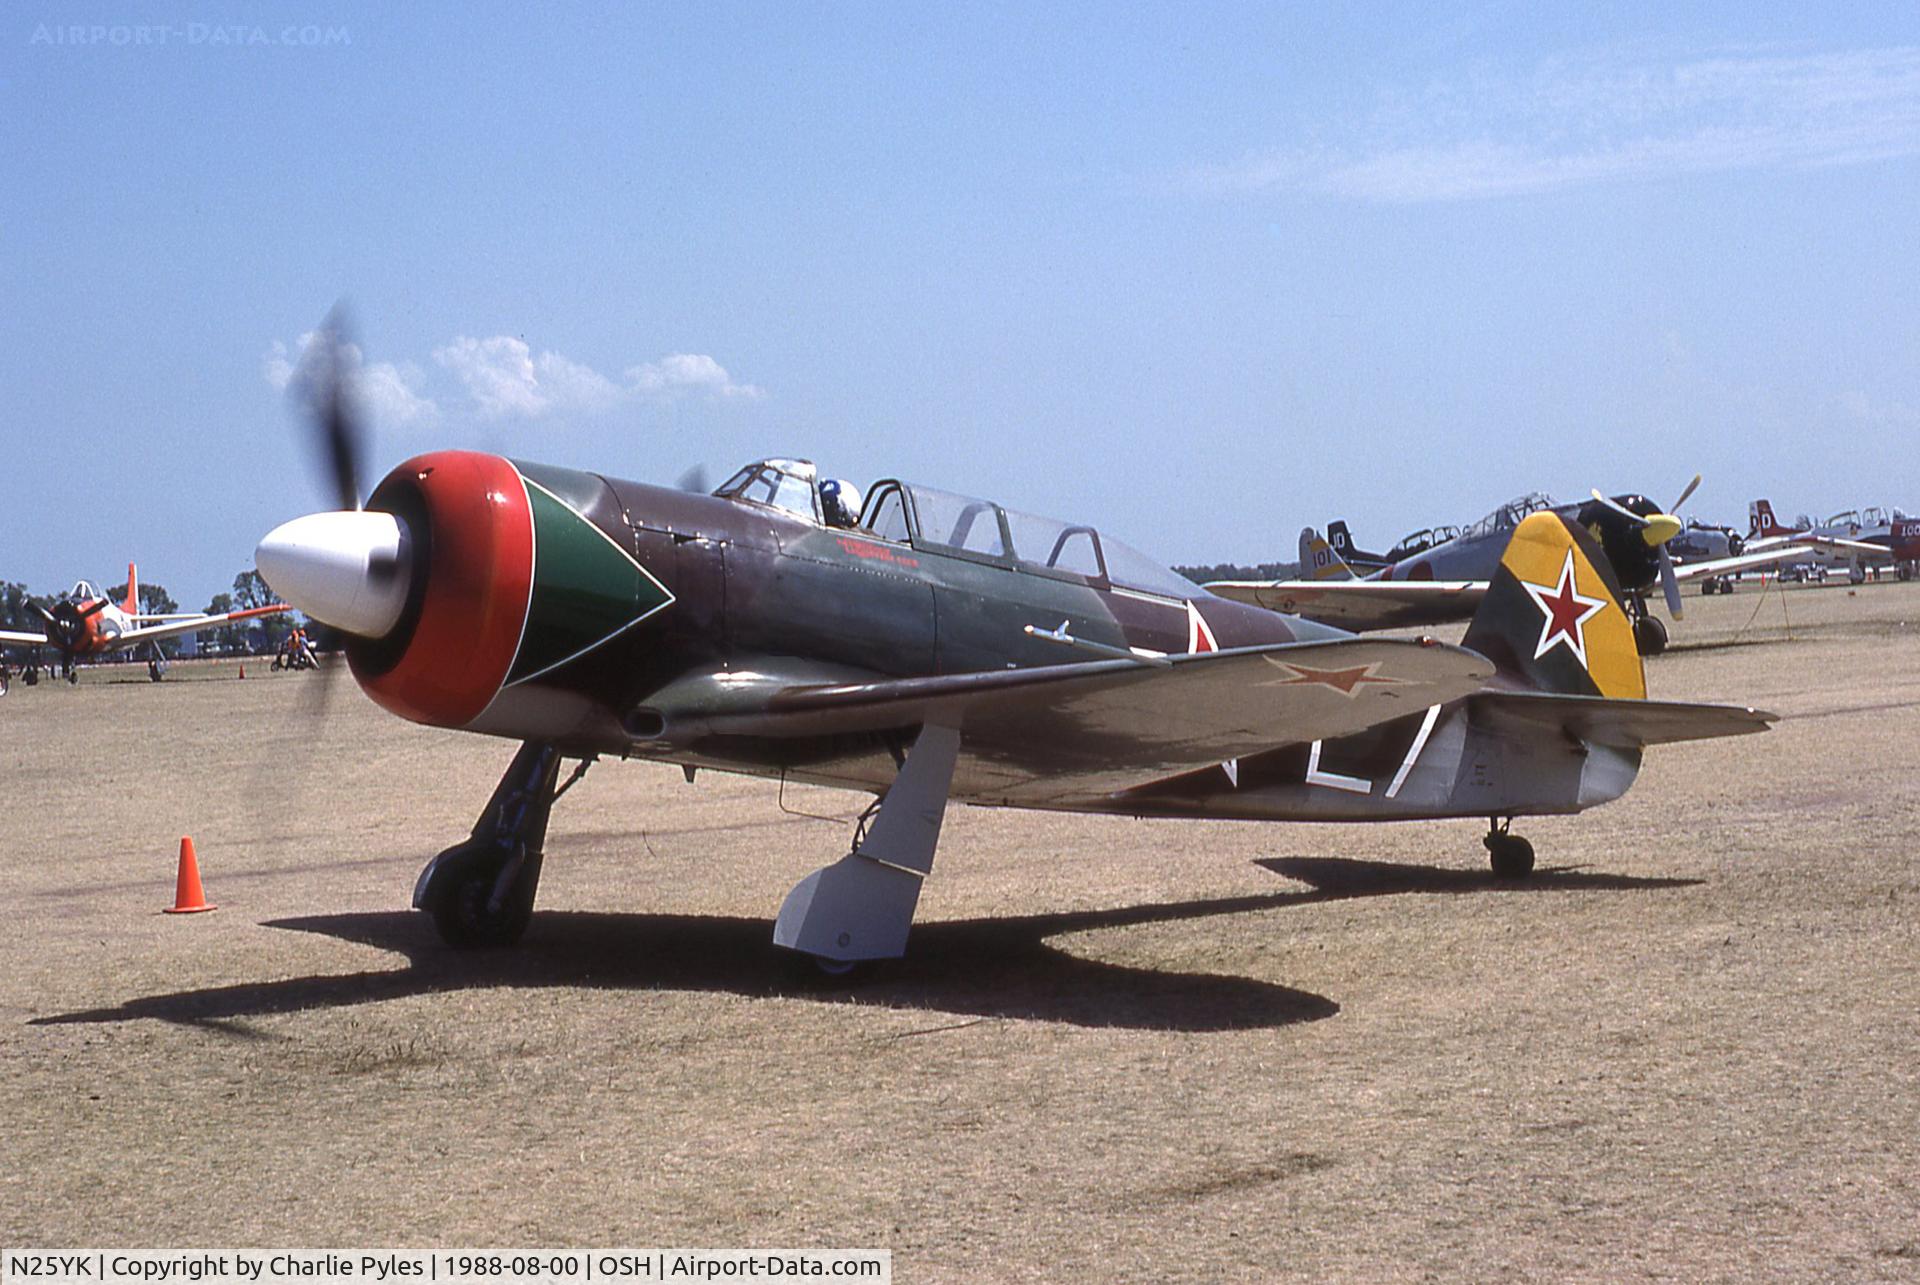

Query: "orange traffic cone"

xmin=237 ymin=665 xmax=245 ymax=679
xmin=164 ymin=836 xmax=217 ymax=914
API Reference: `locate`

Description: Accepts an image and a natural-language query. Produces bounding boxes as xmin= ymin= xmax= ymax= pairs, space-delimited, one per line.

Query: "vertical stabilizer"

xmin=123 ymin=563 xmax=139 ymax=614
xmin=1297 ymin=528 xmax=1355 ymax=581
xmin=1461 ymin=513 xmax=1645 ymax=700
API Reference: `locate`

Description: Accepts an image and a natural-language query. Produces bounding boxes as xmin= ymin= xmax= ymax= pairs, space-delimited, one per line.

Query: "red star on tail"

xmin=1520 ymin=549 xmax=1608 ymax=669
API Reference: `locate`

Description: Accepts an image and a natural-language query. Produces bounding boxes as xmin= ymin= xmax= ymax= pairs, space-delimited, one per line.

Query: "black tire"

xmin=784 ymin=951 xmax=884 ymax=989
xmin=425 ymin=843 xmax=535 ymax=948
xmin=1487 ymin=834 xmax=1536 ymax=879
xmin=1633 ymin=615 xmax=1669 ymax=656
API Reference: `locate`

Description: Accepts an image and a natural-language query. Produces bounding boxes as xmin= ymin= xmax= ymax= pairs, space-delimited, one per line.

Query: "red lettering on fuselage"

xmin=837 ymin=536 xmax=919 ymax=568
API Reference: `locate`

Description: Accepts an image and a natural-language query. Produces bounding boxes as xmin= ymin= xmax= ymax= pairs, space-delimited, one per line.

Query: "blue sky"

xmin=4 ymin=3 xmax=1918 ymax=607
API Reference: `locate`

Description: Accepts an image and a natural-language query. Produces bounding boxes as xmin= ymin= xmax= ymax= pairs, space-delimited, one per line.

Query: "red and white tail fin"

xmin=1748 ymin=500 xmax=1790 ymax=538
xmin=123 ymin=563 xmax=139 ymax=614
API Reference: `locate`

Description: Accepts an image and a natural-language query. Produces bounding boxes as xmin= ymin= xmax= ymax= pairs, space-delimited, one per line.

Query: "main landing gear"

xmin=1627 ymin=593 xmax=1668 ymax=656
xmin=1483 ymin=816 xmax=1535 ymax=879
xmin=413 ymin=741 xmax=590 ymax=948
xmin=773 ymin=723 xmax=962 ymax=976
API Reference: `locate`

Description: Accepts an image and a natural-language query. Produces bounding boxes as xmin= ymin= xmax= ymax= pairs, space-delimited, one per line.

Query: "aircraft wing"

xmin=1669 ymin=545 xmax=1834 ymax=580
xmin=110 ymin=604 xmax=292 ymax=648
xmin=0 ymin=629 xmax=49 ymax=647
xmin=688 ymin=638 xmax=1496 ymax=800
xmin=1743 ymin=533 xmax=1891 ymax=560
xmin=1204 ymin=579 xmax=1487 ymax=631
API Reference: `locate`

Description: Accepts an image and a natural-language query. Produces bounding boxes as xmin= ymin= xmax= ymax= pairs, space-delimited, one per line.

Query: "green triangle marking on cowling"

xmin=506 ymin=477 xmax=674 ymax=686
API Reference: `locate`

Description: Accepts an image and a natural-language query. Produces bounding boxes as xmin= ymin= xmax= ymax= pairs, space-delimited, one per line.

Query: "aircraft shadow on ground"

xmin=32 ymin=858 xmax=1697 ymax=1035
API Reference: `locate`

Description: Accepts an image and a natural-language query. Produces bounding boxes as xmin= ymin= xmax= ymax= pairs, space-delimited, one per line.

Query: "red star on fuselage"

xmin=1519 ymin=549 xmax=1609 ymax=668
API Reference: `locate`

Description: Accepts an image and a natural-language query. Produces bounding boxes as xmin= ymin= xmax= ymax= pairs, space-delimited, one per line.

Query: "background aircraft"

xmin=1748 ymin=500 xmax=1918 ymax=582
xmin=250 ymin=322 xmax=1770 ymax=973
xmin=1211 ymin=481 xmax=1814 ymax=654
xmin=0 ymin=565 xmax=288 ymax=683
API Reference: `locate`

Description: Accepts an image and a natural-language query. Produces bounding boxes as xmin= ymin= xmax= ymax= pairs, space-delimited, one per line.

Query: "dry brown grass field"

xmin=3 ymin=578 xmax=1917 ymax=1280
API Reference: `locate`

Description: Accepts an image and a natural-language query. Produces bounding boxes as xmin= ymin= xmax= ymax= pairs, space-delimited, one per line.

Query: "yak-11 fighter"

xmin=0 ymin=565 xmax=289 ymax=683
xmin=1212 ymin=482 xmax=1816 ymax=655
xmin=255 ymin=328 xmax=1772 ymax=972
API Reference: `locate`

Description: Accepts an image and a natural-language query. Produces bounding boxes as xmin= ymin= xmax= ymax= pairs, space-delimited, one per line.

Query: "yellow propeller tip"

xmin=1641 ymin=514 xmax=1683 ymax=546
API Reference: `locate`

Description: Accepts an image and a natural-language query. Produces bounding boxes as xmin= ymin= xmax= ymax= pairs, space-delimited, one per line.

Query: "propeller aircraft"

xmin=255 ymin=320 xmax=1774 ymax=973
xmin=1747 ymin=500 xmax=1919 ymax=583
xmin=1212 ymin=481 xmax=1816 ymax=655
xmin=0 ymin=565 xmax=289 ymax=683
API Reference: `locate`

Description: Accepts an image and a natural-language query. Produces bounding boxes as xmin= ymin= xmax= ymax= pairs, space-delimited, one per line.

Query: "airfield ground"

xmin=3 ymin=577 xmax=1917 ymax=1280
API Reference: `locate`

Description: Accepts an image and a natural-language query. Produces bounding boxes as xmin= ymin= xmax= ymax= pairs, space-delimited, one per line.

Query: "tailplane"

xmin=1461 ymin=512 xmax=1645 ymax=700
xmin=1297 ymin=528 xmax=1356 ymax=581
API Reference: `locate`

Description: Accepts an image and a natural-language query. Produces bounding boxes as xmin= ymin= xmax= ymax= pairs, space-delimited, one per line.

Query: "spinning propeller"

xmin=1589 ymin=473 xmax=1700 ymax=620
xmin=258 ymin=306 xmax=412 ymax=639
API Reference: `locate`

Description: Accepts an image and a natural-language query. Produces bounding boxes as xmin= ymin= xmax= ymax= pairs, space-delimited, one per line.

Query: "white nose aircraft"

xmin=0 ymin=565 xmax=290 ymax=683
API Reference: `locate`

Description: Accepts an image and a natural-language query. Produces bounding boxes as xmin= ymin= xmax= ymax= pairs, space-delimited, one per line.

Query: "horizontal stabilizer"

xmin=1472 ymin=691 xmax=1776 ymax=747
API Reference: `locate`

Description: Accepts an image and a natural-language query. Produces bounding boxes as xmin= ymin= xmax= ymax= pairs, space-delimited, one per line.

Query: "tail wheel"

xmin=1483 ymin=829 xmax=1535 ymax=879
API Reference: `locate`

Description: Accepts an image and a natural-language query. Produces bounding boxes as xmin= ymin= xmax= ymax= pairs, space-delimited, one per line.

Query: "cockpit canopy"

xmin=713 ymin=459 xmax=1199 ymax=598
xmin=714 ymin=458 xmax=823 ymax=524
xmin=1460 ymin=492 xmax=1555 ymax=542
xmin=67 ymin=580 xmax=102 ymax=603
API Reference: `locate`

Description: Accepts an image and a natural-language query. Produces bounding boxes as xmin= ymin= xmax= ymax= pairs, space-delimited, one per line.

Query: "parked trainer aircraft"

xmin=1747 ymin=500 xmax=1918 ymax=582
xmin=0 ymin=565 xmax=289 ymax=683
xmin=252 ymin=318 xmax=1771 ymax=974
xmin=1212 ymin=482 xmax=1813 ymax=654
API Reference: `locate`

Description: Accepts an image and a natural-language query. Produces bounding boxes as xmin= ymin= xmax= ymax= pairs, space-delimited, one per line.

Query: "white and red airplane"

xmin=0 ymin=564 xmax=289 ymax=683
xmin=1748 ymin=500 xmax=1919 ymax=583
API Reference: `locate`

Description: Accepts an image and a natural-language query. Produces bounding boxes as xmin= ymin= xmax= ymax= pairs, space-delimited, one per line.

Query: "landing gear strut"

xmin=1484 ymin=816 xmax=1535 ymax=879
xmin=774 ymin=723 xmax=962 ymax=974
xmin=412 ymin=741 xmax=589 ymax=948
xmin=144 ymin=641 xmax=166 ymax=682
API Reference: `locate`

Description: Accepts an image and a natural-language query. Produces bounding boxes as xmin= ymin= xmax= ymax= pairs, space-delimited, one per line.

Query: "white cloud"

xmin=268 ymin=331 xmax=764 ymax=424
xmin=627 ymin=352 xmax=766 ymax=401
xmin=263 ymin=333 xmax=438 ymax=426
xmin=435 ymin=335 xmax=764 ymax=418
xmin=433 ymin=335 xmax=547 ymax=419
xmin=1193 ymin=46 xmax=1920 ymax=204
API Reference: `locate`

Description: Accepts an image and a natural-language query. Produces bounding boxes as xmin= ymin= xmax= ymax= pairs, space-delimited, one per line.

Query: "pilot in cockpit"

xmin=820 ymin=478 xmax=863 ymax=529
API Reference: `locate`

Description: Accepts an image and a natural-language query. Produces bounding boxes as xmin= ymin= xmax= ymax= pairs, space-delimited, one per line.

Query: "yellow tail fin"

xmin=1461 ymin=512 xmax=1645 ymax=700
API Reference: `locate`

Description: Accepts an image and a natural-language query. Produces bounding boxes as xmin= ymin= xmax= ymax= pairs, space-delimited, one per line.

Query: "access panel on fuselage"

xmin=918 ymin=550 xmax=1121 ymax=673
xmin=729 ymin=524 xmax=938 ymax=678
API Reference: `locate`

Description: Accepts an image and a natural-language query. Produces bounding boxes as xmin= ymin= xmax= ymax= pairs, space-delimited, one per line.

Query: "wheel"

xmin=66 ymin=670 xmax=78 ymax=685
xmin=1699 ymin=579 xmax=1716 ymax=596
xmin=424 ymin=842 xmax=536 ymax=948
xmin=1485 ymin=833 xmax=1535 ymax=879
xmin=1632 ymin=615 xmax=1668 ymax=656
xmin=785 ymin=951 xmax=883 ymax=988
